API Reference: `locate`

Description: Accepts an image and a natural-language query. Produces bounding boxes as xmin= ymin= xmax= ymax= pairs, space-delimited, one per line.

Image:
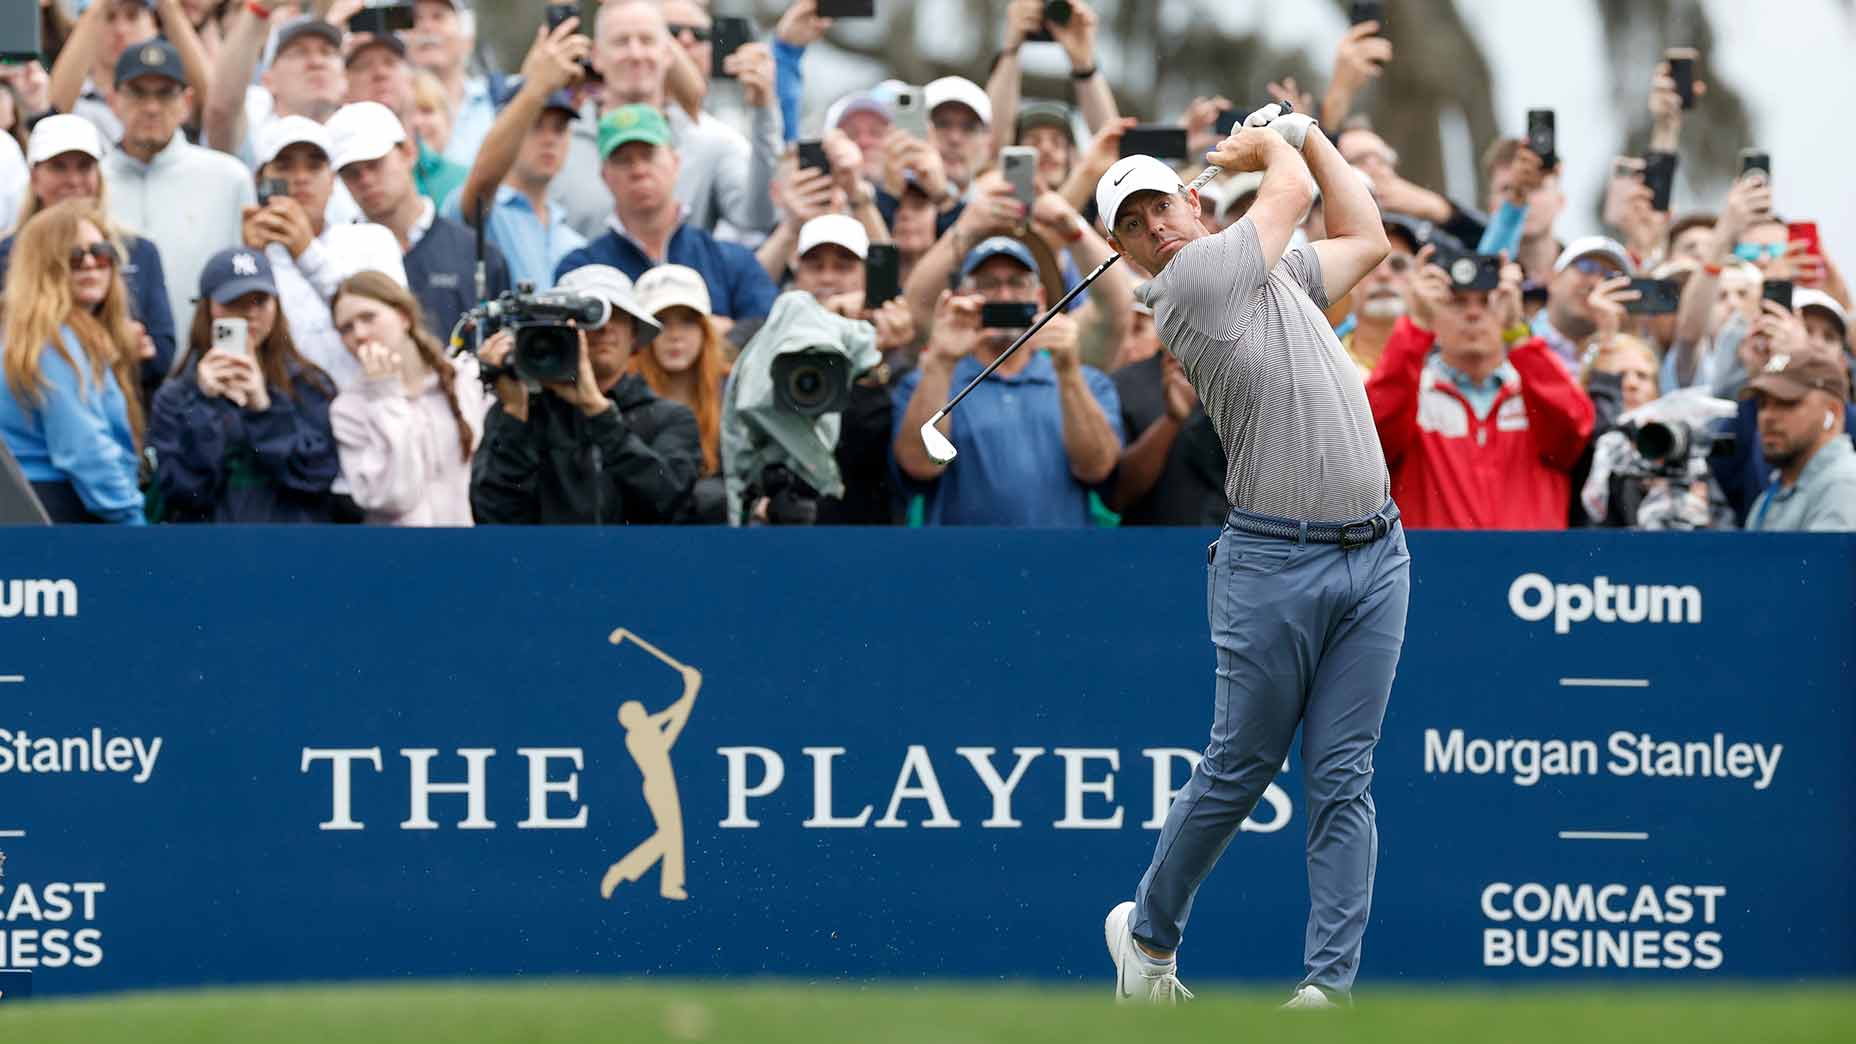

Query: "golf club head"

xmin=921 ymin=413 xmax=957 ymax=465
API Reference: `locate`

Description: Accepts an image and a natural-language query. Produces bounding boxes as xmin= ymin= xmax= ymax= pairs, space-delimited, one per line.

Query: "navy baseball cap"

xmin=959 ymin=237 xmax=1038 ymax=281
xmin=492 ymin=78 xmax=580 ymax=121
xmin=115 ymin=39 xmax=187 ymax=89
xmin=197 ymin=248 xmax=277 ymax=305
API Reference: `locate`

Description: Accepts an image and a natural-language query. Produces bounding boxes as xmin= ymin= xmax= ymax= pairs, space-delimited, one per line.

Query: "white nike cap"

xmin=796 ymin=214 xmax=870 ymax=261
xmin=1096 ymin=155 xmax=1185 ymax=235
xmin=27 ymin=114 xmax=104 ymax=166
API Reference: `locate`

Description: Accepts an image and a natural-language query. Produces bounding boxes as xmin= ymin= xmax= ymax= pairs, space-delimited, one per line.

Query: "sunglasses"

xmin=1734 ymin=242 xmax=1786 ymax=262
xmin=69 ymin=242 xmax=119 ymax=269
xmin=1570 ymin=257 xmax=1622 ymax=277
xmin=666 ymin=23 xmax=712 ymax=41
xmin=1383 ymin=254 xmax=1413 ymax=273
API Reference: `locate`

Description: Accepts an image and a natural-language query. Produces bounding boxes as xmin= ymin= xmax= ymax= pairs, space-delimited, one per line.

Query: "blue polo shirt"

xmin=891 ymin=352 xmax=1125 ymax=527
xmin=553 ymin=220 xmax=777 ymax=320
xmin=442 ymin=185 xmax=587 ymax=292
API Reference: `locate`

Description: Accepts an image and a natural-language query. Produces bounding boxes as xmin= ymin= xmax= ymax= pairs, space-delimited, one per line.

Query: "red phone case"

xmin=1788 ymin=222 xmax=1821 ymax=257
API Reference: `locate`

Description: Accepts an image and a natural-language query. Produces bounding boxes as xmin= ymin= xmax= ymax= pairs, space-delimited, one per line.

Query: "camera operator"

xmin=785 ymin=214 xmax=912 ymax=524
xmin=1366 ymin=247 xmax=1595 ymax=530
xmin=471 ymin=265 xmax=702 ymax=525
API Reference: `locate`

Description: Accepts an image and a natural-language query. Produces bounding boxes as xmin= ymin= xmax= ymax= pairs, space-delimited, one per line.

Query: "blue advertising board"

xmin=1 ymin=529 xmax=1852 ymax=996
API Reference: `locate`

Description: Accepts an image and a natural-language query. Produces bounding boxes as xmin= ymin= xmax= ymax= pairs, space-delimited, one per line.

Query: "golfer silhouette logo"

xmin=601 ymin=628 xmax=701 ymax=902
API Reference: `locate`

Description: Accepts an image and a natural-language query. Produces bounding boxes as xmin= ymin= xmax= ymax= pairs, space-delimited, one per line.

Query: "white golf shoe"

xmin=1280 ymin=985 xmax=1339 ymax=1010
xmin=1104 ymin=901 xmax=1194 ymax=1005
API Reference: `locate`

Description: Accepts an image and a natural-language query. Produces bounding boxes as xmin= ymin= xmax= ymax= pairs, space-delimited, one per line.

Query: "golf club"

xmin=919 ymin=253 xmax=1122 ymax=466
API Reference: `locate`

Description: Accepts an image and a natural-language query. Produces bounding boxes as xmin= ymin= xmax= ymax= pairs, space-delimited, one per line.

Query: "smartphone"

xmin=258 ymin=178 xmax=290 ymax=205
xmin=1624 ymin=278 xmax=1681 ymax=316
xmin=1788 ymin=221 xmax=1821 ymax=258
xmin=1739 ymin=148 xmax=1771 ymax=182
xmin=1762 ymin=279 xmax=1794 ymax=311
xmin=1026 ymin=0 xmax=1073 ymax=43
xmin=1641 ymin=150 xmax=1677 ymax=212
xmin=1213 ymin=107 xmax=1240 ymax=137
xmin=891 ymin=86 xmax=928 ymax=141
xmin=1436 ymin=248 xmax=1501 ymax=292
xmin=1350 ymin=0 xmax=1385 ymax=29
xmin=980 ymin=301 xmax=1037 ymax=329
xmin=349 ymin=0 xmax=415 ymax=36
xmin=1001 ymin=146 xmax=1038 ymax=210
xmin=796 ymin=139 xmax=829 ymax=176
xmin=545 ymin=2 xmax=580 ymax=32
xmin=815 ymin=0 xmax=876 ymax=15
xmin=212 ymin=317 xmax=250 ymax=358
xmin=1119 ymin=125 xmax=1189 ymax=161
xmin=711 ymin=16 xmax=753 ymax=80
xmin=0 ymin=0 xmax=42 ymax=64
xmin=1665 ymin=47 xmax=1698 ymax=110
xmin=864 ymin=243 xmax=901 ymax=310
xmin=1525 ymin=109 xmax=1557 ymax=170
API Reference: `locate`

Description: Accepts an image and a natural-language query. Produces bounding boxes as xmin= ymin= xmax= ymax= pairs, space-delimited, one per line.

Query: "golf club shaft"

xmin=930 ymin=253 xmax=1121 ymax=425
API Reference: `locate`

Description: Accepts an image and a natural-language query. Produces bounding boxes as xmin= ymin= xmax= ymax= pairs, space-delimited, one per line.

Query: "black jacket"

xmin=146 ymin=362 xmax=341 ymax=523
xmin=471 ymin=374 xmax=702 ymax=524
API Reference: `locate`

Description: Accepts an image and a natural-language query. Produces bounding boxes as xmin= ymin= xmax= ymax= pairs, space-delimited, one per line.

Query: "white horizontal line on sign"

xmin=1559 ymin=831 xmax=1648 ymax=841
xmin=1558 ymin=678 xmax=1649 ymax=688
xmin=0 ymin=830 xmax=24 ymax=838
xmin=0 ymin=675 xmax=23 ymax=683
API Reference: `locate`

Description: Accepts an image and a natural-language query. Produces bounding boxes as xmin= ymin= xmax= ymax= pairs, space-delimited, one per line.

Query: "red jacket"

xmin=1366 ymin=317 xmax=1594 ymax=530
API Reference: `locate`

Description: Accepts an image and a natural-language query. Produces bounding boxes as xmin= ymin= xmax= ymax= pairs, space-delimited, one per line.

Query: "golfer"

xmin=1096 ymin=105 xmax=1410 ymax=1008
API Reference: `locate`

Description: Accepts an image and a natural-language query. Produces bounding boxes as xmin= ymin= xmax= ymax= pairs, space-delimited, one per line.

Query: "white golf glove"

xmin=1241 ymin=102 xmax=1318 ymax=150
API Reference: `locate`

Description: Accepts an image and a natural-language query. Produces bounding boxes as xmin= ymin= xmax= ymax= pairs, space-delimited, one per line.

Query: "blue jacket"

xmin=1712 ymin=399 xmax=1856 ymax=526
xmin=0 ymin=326 xmax=145 ymax=524
xmin=0 ymin=233 xmax=177 ymax=399
xmin=554 ymin=224 xmax=776 ymax=320
xmin=405 ymin=214 xmax=512 ymax=341
xmin=146 ymin=362 xmax=341 ymax=523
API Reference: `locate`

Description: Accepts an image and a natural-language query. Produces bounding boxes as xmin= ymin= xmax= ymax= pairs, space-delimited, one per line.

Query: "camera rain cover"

xmin=722 ymin=291 xmax=881 ymax=522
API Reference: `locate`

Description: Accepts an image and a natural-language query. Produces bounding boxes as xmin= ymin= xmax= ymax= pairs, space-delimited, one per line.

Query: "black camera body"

xmin=350 ymin=0 xmax=415 ymax=37
xmin=1435 ymin=248 xmax=1502 ymax=292
xmin=770 ymin=350 xmax=854 ymax=417
xmin=480 ymin=284 xmax=612 ymax=385
xmin=1623 ymin=420 xmax=1736 ymax=480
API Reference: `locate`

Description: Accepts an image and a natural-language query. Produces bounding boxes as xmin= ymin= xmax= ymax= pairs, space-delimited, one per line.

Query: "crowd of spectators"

xmin=0 ymin=0 xmax=1850 ymax=531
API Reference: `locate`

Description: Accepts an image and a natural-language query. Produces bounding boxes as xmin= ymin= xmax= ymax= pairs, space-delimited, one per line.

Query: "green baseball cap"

xmin=598 ymin=104 xmax=672 ymax=159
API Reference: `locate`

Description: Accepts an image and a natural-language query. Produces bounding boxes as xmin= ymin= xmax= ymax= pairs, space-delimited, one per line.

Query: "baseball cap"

xmin=635 ymin=265 xmax=714 ymax=319
xmin=114 ymin=39 xmax=187 ymax=89
xmin=598 ymin=104 xmax=672 ymax=160
xmin=198 ymin=248 xmax=277 ymax=305
xmin=26 ymin=114 xmax=104 ymax=167
xmin=274 ymin=17 xmax=343 ymax=60
xmin=326 ymin=101 xmax=406 ymax=170
xmin=345 ymin=30 xmax=408 ymax=65
xmin=1794 ymin=288 xmax=1848 ymax=338
xmin=924 ymin=76 xmax=991 ymax=126
xmin=490 ymin=78 xmax=579 ymax=121
xmin=959 ymin=236 xmax=1038 ymax=281
xmin=1743 ymin=349 xmax=1851 ymax=403
xmin=1383 ymin=214 xmax=1429 ymax=254
xmin=824 ymin=91 xmax=891 ymax=134
xmin=255 ymin=115 xmax=333 ymax=169
xmin=1200 ymin=171 xmax=1263 ymax=222
xmin=1553 ymin=235 xmax=1633 ymax=276
xmin=555 ymin=264 xmax=661 ymax=345
xmin=796 ymin=215 xmax=870 ymax=262
xmin=1015 ymin=100 xmax=1074 ymax=142
xmin=1095 ymin=155 xmax=1185 ymax=234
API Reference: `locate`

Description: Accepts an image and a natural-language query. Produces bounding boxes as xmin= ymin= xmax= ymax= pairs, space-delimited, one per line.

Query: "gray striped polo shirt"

xmin=1136 ymin=219 xmax=1388 ymax=523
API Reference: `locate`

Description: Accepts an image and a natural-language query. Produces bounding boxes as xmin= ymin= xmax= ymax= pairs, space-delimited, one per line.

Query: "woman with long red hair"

xmin=632 ymin=265 xmax=729 ymax=522
xmin=0 ymin=199 xmax=145 ymax=523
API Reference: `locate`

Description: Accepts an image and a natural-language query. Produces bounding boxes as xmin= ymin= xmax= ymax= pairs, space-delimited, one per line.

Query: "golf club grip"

xmin=939 ymin=253 xmax=1122 ymax=417
xmin=1189 ymin=100 xmax=1292 ymax=191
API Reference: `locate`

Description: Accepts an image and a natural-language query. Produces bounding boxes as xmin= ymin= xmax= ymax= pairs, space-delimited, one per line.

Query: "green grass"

xmin=3 ymin=981 xmax=1852 ymax=1043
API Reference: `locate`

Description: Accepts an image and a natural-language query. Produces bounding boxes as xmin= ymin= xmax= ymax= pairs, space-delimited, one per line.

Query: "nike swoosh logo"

xmin=1113 ymin=169 xmax=1134 ymax=186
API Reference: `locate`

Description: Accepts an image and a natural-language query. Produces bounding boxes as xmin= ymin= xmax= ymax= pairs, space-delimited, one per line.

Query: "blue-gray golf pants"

xmin=1132 ymin=502 xmax=1411 ymax=997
